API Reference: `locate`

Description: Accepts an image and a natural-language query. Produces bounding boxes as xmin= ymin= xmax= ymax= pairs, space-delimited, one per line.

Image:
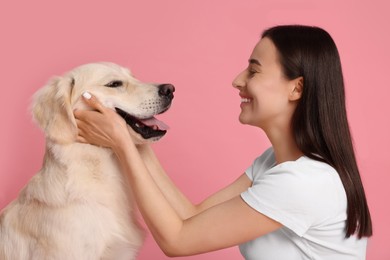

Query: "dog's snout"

xmin=158 ymin=84 xmax=175 ymax=99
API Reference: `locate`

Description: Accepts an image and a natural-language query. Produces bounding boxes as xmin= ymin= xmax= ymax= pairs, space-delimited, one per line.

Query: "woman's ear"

xmin=289 ymin=76 xmax=303 ymax=101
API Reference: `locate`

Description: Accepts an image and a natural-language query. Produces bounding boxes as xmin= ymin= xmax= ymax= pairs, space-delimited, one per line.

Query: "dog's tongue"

xmin=140 ymin=117 xmax=169 ymax=131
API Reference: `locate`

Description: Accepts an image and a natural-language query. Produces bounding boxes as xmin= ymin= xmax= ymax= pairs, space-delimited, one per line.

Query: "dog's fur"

xmin=0 ymin=63 xmax=174 ymax=260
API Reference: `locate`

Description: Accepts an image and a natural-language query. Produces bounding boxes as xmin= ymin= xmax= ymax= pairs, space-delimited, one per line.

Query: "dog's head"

xmin=32 ymin=62 xmax=174 ymax=145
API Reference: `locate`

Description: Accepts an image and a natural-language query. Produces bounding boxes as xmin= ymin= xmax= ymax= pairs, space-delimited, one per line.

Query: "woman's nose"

xmin=232 ymin=70 xmax=245 ymax=89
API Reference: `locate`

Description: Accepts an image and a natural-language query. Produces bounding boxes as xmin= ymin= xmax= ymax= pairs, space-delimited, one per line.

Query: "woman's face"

xmin=232 ymin=37 xmax=298 ymax=131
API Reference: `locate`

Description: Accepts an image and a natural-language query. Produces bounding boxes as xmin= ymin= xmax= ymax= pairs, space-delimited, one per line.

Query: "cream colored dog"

xmin=0 ymin=62 xmax=174 ymax=260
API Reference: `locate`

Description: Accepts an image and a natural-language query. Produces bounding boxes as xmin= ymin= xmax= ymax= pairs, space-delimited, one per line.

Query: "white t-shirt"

xmin=239 ymin=147 xmax=367 ymax=260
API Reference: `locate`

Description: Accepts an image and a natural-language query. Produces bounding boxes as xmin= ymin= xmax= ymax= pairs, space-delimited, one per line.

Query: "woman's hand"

xmin=74 ymin=92 xmax=132 ymax=150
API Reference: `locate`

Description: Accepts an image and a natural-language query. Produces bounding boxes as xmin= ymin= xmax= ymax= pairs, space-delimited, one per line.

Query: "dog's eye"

xmin=105 ymin=80 xmax=123 ymax=88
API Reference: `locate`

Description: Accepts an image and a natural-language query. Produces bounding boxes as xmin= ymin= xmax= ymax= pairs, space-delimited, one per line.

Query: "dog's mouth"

xmin=115 ymin=108 xmax=169 ymax=139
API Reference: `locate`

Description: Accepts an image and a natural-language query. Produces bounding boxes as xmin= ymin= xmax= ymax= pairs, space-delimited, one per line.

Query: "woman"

xmin=75 ymin=25 xmax=372 ymax=259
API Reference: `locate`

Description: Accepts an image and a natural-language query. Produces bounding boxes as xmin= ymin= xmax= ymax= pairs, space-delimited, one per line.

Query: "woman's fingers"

xmin=74 ymin=119 xmax=87 ymax=142
xmin=76 ymin=135 xmax=88 ymax=144
xmin=81 ymin=92 xmax=106 ymax=113
xmin=74 ymin=92 xmax=106 ymax=122
xmin=74 ymin=110 xmax=91 ymax=126
xmin=73 ymin=92 xmax=130 ymax=148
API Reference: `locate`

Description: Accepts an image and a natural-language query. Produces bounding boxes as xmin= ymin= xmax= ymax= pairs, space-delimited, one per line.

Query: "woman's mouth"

xmin=241 ymin=98 xmax=252 ymax=103
xmin=240 ymin=95 xmax=252 ymax=108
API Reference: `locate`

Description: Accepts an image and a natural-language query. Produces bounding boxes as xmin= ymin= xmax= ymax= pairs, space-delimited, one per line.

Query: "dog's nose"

xmin=158 ymin=84 xmax=175 ymax=99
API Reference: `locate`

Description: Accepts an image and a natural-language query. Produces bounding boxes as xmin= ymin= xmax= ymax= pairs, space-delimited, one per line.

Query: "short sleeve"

xmin=241 ymin=159 xmax=343 ymax=237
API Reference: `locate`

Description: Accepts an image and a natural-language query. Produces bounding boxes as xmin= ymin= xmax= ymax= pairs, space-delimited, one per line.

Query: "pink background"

xmin=1 ymin=0 xmax=389 ymax=259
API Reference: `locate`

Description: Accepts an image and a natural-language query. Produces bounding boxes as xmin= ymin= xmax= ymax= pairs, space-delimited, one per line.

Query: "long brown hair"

xmin=262 ymin=25 xmax=372 ymax=238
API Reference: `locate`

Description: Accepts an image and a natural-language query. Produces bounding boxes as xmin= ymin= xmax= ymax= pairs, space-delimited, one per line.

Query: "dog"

xmin=0 ymin=62 xmax=175 ymax=260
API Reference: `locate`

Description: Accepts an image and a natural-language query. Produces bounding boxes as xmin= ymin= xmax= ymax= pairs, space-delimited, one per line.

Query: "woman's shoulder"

xmin=271 ymin=155 xmax=339 ymax=181
xmin=243 ymin=152 xmax=347 ymax=235
xmin=266 ymin=156 xmax=346 ymax=206
xmin=250 ymin=149 xmax=343 ymax=191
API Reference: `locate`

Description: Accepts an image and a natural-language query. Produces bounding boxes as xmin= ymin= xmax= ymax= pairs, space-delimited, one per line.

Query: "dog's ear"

xmin=32 ymin=76 xmax=77 ymax=144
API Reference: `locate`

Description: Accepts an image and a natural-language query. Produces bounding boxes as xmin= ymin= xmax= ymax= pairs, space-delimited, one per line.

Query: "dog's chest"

xmin=33 ymin=143 xmax=131 ymax=209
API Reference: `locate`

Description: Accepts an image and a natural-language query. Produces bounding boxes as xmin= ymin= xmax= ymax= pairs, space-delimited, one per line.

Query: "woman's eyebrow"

xmin=248 ymin=59 xmax=261 ymax=66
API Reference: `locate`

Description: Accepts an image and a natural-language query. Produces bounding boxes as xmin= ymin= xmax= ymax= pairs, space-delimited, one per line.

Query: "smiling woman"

xmin=233 ymin=37 xmax=302 ymax=131
xmin=73 ymin=25 xmax=372 ymax=260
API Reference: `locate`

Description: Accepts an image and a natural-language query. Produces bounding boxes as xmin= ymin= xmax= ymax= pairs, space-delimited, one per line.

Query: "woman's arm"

xmin=74 ymin=93 xmax=282 ymax=256
xmin=115 ymin=136 xmax=281 ymax=256
xmin=138 ymin=144 xmax=252 ymax=219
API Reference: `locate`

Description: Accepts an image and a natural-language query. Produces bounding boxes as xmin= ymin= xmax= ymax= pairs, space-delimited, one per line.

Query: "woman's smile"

xmin=240 ymin=95 xmax=253 ymax=108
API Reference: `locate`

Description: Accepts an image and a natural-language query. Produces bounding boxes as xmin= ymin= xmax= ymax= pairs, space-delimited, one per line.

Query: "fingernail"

xmin=82 ymin=92 xmax=92 ymax=99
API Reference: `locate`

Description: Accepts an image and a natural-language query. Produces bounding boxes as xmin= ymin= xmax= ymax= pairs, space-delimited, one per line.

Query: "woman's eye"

xmin=248 ymin=69 xmax=258 ymax=77
xmin=105 ymin=80 xmax=123 ymax=88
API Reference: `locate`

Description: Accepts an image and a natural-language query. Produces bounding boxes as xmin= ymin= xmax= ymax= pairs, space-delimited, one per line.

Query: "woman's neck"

xmin=264 ymin=126 xmax=303 ymax=165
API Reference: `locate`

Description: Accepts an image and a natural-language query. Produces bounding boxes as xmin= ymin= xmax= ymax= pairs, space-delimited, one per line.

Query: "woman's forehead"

xmin=250 ymin=38 xmax=279 ymax=67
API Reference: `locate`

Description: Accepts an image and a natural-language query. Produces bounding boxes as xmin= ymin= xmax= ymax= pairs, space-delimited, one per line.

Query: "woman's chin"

xmin=238 ymin=114 xmax=250 ymax=125
xmin=239 ymin=114 xmax=262 ymax=128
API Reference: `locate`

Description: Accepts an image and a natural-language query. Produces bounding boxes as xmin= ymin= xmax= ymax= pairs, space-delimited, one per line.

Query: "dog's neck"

xmin=42 ymin=140 xmax=117 ymax=174
xmin=21 ymin=140 xmax=125 ymax=208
